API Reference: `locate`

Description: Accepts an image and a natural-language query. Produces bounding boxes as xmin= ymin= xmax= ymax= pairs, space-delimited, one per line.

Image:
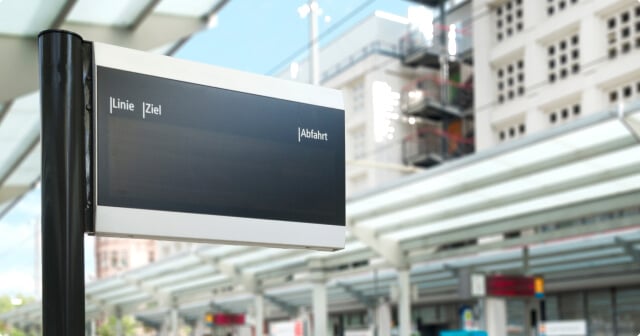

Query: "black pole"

xmin=38 ymin=30 xmax=86 ymax=336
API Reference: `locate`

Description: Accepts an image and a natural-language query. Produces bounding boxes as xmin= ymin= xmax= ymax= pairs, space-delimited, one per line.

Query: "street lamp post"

xmin=298 ymin=1 xmax=321 ymax=85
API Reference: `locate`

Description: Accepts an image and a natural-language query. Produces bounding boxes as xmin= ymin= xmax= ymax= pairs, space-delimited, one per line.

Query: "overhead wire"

xmin=264 ymin=0 xmax=628 ymax=166
xmin=265 ymin=0 xmax=377 ymax=76
xmin=0 ymin=232 xmax=35 ymax=261
xmin=262 ymin=1 xmax=488 ymax=166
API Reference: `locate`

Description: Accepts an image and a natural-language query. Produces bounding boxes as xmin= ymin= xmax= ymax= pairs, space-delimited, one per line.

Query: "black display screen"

xmin=96 ymin=66 xmax=345 ymax=226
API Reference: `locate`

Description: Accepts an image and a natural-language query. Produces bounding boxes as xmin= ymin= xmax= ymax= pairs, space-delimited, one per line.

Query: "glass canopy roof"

xmin=2 ymin=108 xmax=640 ymax=327
xmin=0 ymin=0 xmax=228 ymax=209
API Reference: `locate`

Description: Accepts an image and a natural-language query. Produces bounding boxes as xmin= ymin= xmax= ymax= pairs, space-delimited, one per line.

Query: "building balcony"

xmin=402 ymin=124 xmax=474 ymax=168
xmin=399 ymin=22 xmax=472 ymax=68
xmin=400 ymin=74 xmax=473 ymax=121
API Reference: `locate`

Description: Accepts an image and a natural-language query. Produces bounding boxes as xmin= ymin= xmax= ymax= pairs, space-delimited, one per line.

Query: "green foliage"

xmin=98 ymin=315 xmax=139 ymax=336
xmin=0 ymin=295 xmax=36 ymax=336
xmin=0 ymin=296 xmax=13 ymax=314
xmin=0 ymin=295 xmax=35 ymax=314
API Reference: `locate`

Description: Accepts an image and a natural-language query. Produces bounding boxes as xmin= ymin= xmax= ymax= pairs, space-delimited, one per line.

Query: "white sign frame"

xmin=92 ymin=42 xmax=345 ymax=251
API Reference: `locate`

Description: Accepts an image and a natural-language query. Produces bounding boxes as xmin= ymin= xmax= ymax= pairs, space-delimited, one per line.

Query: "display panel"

xmin=93 ymin=43 xmax=345 ymax=250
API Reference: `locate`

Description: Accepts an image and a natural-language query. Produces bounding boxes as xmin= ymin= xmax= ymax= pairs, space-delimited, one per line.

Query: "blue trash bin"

xmin=440 ymin=331 xmax=488 ymax=336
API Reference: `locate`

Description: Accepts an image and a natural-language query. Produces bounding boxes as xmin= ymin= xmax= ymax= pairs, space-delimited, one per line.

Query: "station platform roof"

xmin=3 ymin=105 xmax=640 ymax=328
xmin=0 ymin=0 xmax=229 ymax=217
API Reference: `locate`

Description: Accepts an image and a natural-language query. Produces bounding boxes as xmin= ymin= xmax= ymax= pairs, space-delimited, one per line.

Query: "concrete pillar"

xmin=484 ymin=297 xmax=507 ymax=336
xmin=115 ymin=307 xmax=123 ymax=336
xmin=255 ymin=293 xmax=265 ymax=336
xmin=313 ymin=281 xmax=328 ymax=336
xmin=397 ymin=269 xmax=411 ymax=336
xmin=170 ymin=306 xmax=179 ymax=336
xmin=160 ymin=314 xmax=170 ymax=336
xmin=376 ymin=299 xmax=392 ymax=336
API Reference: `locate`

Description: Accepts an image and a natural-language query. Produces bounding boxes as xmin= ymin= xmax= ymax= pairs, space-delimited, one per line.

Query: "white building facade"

xmin=282 ymin=7 xmax=474 ymax=197
xmin=282 ymin=12 xmax=416 ymax=197
xmin=474 ymin=0 xmax=640 ymax=150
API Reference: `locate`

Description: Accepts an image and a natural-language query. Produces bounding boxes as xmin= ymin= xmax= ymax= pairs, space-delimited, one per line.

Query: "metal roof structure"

xmin=0 ymin=0 xmax=230 ymax=216
xmin=3 ymin=105 xmax=640 ymax=329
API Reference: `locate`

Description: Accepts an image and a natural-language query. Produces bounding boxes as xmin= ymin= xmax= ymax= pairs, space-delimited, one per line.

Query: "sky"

xmin=0 ymin=0 xmax=414 ymax=298
xmin=0 ymin=188 xmax=39 ymax=297
xmin=175 ymin=0 xmax=414 ymax=74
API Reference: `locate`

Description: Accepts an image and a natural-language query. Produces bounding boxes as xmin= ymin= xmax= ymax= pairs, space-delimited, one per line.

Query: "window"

xmin=588 ymin=290 xmax=614 ymax=335
xmin=111 ymin=251 xmax=118 ymax=268
xmin=120 ymin=250 xmax=128 ymax=268
xmin=607 ymin=80 xmax=640 ymax=105
xmin=559 ymin=292 xmax=585 ymax=319
xmin=548 ymin=102 xmax=581 ymax=125
xmin=606 ymin=4 xmax=640 ymax=59
xmin=547 ymin=33 xmax=580 ymax=83
xmin=616 ymin=287 xmax=640 ymax=335
xmin=547 ymin=288 xmax=640 ymax=336
xmin=497 ymin=120 xmax=526 ymax=142
xmin=495 ymin=0 xmax=524 ymax=42
xmin=547 ymin=0 xmax=579 ymax=16
xmin=496 ymin=59 xmax=525 ymax=103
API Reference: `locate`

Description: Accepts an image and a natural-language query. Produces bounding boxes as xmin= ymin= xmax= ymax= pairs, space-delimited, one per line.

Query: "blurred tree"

xmin=98 ymin=315 xmax=139 ymax=336
xmin=0 ymin=296 xmax=13 ymax=314
xmin=0 ymin=295 xmax=36 ymax=336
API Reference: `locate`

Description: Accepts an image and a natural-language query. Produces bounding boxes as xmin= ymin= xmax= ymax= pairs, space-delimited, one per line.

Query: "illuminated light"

xmin=408 ymin=6 xmax=434 ymax=43
xmin=448 ymin=24 xmax=457 ymax=56
xmin=298 ymin=4 xmax=310 ymax=18
xmin=534 ymin=277 xmax=545 ymax=298
xmin=486 ymin=275 xmax=535 ymax=297
xmin=408 ymin=90 xmax=423 ymax=100
xmin=207 ymin=14 xmax=218 ymax=29
xmin=309 ymin=1 xmax=319 ymax=12
xmin=448 ymin=24 xmax=457 ymax=39
xmin=324 ymin=15 xmax=331 ymax=23
xmin=409 ymin=117 xmax=416 ymax=125
xmin=290 ymin=62 xmax=300 ymax=79
xmin=10 ymin=298 xmax=23 ymax=306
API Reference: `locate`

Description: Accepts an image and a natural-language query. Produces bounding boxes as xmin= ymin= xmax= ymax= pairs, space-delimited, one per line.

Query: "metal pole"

xmin=312 ymin=281 xmax=327 ymax=336
xmin=38 ymin=29 xmax=87 ymax=336
xmin=309 ymin=0 xmax=320 ymax=85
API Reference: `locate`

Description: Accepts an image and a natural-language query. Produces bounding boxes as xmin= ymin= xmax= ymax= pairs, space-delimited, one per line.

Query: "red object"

xmin=486 ymin=275 xmax=535 ymax=297
xmin=294 ymin=320 xmax=303 ymax=336
xmin=213 ymin=314 xmax=245 ymax=325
